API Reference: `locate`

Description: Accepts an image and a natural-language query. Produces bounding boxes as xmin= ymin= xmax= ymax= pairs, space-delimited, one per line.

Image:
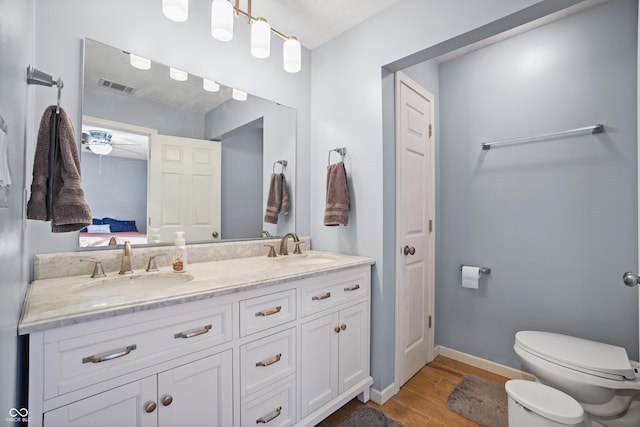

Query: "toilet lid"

xmin=515 ymin=331 xmax=635 ymax=380
xmin=505 ymin=379 xmax=584 ymax=424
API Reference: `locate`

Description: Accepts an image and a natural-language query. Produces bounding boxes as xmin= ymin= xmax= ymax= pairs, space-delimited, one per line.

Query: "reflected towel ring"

xmin=328 ymin=147 xmax=347 ymax=165
xmin=273 ymin=160 xmax=287 ymax=173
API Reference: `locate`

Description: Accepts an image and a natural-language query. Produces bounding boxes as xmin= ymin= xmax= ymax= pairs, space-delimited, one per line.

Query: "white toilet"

xmin=506 ymin=379 xmax=584 ymax=426
xmin=514 ymin=330 xmax=640 ymax=427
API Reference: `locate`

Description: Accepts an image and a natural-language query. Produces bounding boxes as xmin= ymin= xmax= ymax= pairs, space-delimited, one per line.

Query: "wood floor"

xmin=316 ymin=356 xmax=509 ymax=427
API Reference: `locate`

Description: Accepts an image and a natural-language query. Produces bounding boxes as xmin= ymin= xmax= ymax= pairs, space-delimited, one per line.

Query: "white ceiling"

xmin=248 ymin=0 xmax=401 ymax=49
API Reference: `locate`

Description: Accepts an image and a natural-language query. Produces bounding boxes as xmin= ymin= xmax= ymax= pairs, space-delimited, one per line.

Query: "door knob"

xmin=403 ymin=245 xmax=416 ymax=256
xmin=623 ymin=272 xmax=640 ymax=287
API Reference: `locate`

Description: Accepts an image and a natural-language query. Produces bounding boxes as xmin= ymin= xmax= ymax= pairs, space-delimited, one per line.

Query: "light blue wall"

xmin=310 ymin=0 xmax=558 ymax=391
xmin=29 ymin=0 xmax=310 ymax=259
xmin=434 ymin=0 xmax=638 ymax=367
xmin=220 ymin=124 xmax=263 ymax=239
xmin=0 ymin=0 xmax=34 ymax=414
xmin=81 ymin=154 xmax=148 ymax=233
xmin=84 ymin=86 xmax=205 ymax=139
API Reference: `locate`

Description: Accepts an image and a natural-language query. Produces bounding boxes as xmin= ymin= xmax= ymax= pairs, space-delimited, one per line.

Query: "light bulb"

xmin=203 ymin=79 xmax=220 ymax=92
xmin=251 ymin=18 xmax=271 ymax=59
xmin=162 ymin=0 xmax=188 ymax=22
xmin=130 ymin=54 xmax=151 ymax=70
xmin=170 ymin=67 xmax=188 ymax=81
xmin=211 ymin=0 xmax=234 ymax=42
xmin=283 ymin=36 xmax=301 ymax=73
xmin=232 ymin=88 xmax=247 ymax=101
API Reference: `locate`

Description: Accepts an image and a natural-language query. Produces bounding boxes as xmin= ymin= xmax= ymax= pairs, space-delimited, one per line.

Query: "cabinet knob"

xmin=144 ymin=401 xmax=157 ymax=413
xmin=341 ymin=324 xmax=347 ymax=331
xmin=334 ymin=326 xmax=341 ymax=333
xmin=161 ymin=394 xmax=173 ymax=406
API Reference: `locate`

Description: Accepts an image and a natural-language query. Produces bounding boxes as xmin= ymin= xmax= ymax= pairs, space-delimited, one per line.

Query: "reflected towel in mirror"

xmin=264 ymin=173 xmax=290 ymax=224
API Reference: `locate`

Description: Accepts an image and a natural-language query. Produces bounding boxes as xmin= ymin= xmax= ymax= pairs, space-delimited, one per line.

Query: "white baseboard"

xmin=435 ymin=345 xmax=535 ymax=381
xmin=370 ymin=382 xmax=396 ymax=405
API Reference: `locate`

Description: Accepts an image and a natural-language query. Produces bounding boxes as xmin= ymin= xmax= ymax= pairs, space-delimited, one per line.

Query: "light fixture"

xmin=211 ymin=0 xmax=234 ymax=42
xmin=232 ymin=88 xmax=247 ymax=101
xmin=162 ymin=0 xmax=188 ymax=22
xmin=82 ymin=131 xmax=114 ymax=155
xmin=251 ymin=17 xmax=271 ymax=58
xmin=163 ymin=0 xmax=301 ymax=73
xmin=283 ymin=36 xmax=301 ymax=73
xmin=130 ymin=53 xmax=151 ymax=70
xmin=170 ymin=67 xmax=188 ymax=81
xmin=203 ymin=78 xmax=220 ymax=92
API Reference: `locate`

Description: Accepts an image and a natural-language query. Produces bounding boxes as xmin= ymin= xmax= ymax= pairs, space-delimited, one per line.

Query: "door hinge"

xmin=429 ymin=124 xmax=432 ymax=138
xmin=428 ymin=315 xmax=432 ymax=328
xmin=429 ymin=219 xmax=432 ymax=233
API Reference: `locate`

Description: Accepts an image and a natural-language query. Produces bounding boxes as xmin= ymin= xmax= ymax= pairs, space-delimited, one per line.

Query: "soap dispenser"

xmin=173 ymin=231 xmax=187 ymax=273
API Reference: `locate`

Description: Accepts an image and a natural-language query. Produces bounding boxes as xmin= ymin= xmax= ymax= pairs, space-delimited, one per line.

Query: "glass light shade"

xmin=88 ymin=143 xmax=113 ymax=155
xmin=232 ymin=88 xmax=247 ymax=101
xmin=283 ymin=37 xmax=301 ymax=73
xmin=251 ymin=18 xmax=271 ymax=59
xmin=211 ymin=0 xmax=234 ymax=42
xmin=130 ymin=54 xmax=151 ymax=70
xmin=169 ymin=67 xmax=188 ymax=81
xmin=162 ymin=0 xmax=188 ymax=22
xmin=203 ymin=79 xmax=220 ymax=92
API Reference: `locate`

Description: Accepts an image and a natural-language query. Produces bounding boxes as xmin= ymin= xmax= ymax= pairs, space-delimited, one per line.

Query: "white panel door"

xmin=44 ymin=377 xmax=157 ymax=427
xmin=150 ymin=135 xmax=221 ymax=242
xmin=157 ymin=351 xmax=233 ymax=427
xmin=395 ymin=72 xmax=435 ymax=388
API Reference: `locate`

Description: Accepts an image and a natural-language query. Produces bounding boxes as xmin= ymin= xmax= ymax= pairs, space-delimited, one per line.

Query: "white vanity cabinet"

xmin=24 ymin=259 xmax=372 ymax=427
xmin=44 ymin=350 xmax=232 ymax=427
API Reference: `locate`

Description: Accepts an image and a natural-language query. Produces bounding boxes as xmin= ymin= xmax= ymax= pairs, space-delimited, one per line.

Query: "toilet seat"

xmin=515 ymin=331 xmax=635 ymax=381
xmin=505 ymin=379 xmax=584 ymax=424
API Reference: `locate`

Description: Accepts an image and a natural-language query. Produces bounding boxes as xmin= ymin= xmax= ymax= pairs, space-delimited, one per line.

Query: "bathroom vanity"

xmin=19 ymin=247 xmax=374 ymax=427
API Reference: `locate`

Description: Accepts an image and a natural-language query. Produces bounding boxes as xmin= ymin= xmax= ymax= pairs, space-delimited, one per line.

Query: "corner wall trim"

xmin=370 ymin=383 xmax=396 ymax=405
xmin=435 ymin=345 xmax=535 ymax=381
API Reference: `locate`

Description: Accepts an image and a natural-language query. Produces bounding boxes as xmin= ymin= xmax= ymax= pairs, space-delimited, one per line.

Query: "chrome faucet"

xmin=259 ymin=230 xmax=271 ymax=237
xmin=119 ymin=241 xmax=133 ymax=274
xmin=279 ymin=233 xmax=301 ymax=255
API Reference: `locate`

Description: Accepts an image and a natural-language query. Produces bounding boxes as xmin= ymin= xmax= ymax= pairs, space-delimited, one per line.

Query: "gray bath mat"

xmin=336 ymin=407 xmax=402 ymax=427
xmin=445 ymin=374 xmax=508 ymax=427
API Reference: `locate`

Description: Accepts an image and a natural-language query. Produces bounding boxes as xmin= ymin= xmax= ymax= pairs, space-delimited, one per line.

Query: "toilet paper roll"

xmin=462 ymin=266 xmax=480 ymax=289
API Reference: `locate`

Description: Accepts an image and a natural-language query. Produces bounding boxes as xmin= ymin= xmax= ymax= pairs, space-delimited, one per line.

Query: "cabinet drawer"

xmin=239 ymin=289 xmax=296 ymax=337
xmin=241 ymin=376 xmax=295 ymax=427
xmin=241 ymin=329 xmax=295 ymax=398
xmin=44 ymin=303 xmax=232 ymax=399
xmin=301 ymin=273 xmax=368 ymax=317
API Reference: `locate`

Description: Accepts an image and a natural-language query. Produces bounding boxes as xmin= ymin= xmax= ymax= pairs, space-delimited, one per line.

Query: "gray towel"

xmin=324 ymin=161 xmax=349 ymax=226
xmin=27 ymin=106 xmax=92 ymax=232
xmin=264 ymin=173 xmax=290 ymax=224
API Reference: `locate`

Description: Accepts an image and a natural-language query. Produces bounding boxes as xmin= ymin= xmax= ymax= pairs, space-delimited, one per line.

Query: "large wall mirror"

xmin=80 ymin=38 xmax=296 ymax=248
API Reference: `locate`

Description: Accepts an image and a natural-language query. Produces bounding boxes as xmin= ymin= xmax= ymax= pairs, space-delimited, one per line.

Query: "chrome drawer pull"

xmin=255 ymin=306 xmax=282 ymax=317
xmin=82 ymin=344 xmax=137 ymax=364
xmin=256 ymin=406 xmax=282 ymax=424
xmin=312 ymin=292 xmax=331 ymax=301
xmin=344 ymin=284 xmax=360 ymax=292
xmin=174 ymin=324 xmax=212 ymax=339
xmin=256 ymin=353 xmax=282 ymax=367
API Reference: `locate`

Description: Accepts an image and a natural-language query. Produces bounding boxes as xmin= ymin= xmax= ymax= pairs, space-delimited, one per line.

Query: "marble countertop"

xmin=18 ymin=251 xmax=374 ymax=335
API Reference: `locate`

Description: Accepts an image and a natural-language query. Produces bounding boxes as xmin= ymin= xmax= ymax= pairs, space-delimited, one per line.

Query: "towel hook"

xmin=273 ymin=160 xmax=287 ymax=173
xmin=55 ymin=78 xmax=63 ymax=114
xmin=328 ymin=147 xmax=347 ymax=165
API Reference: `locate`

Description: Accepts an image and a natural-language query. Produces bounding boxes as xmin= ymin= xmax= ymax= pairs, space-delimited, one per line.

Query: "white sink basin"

xmin=72 ymin=273 xmax=194 ymax=296
xmin=274 ymin=253 xmax=339 ymax=266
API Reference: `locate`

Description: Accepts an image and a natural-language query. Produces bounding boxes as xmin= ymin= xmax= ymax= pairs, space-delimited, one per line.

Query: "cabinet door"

xmin=338 ymin=302 xmax=368 ymax=393
xmin=157 ymin=350 xmax=232 ymax=427
xmin=300 ymin=313 xmax=339 ymax=418
xmin=44 ymin=377 xmax=157 ymax=427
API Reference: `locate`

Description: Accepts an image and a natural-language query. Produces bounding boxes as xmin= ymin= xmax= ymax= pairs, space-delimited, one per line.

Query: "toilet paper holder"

xmin=459 ymin=265 xmax=491 ymax=275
